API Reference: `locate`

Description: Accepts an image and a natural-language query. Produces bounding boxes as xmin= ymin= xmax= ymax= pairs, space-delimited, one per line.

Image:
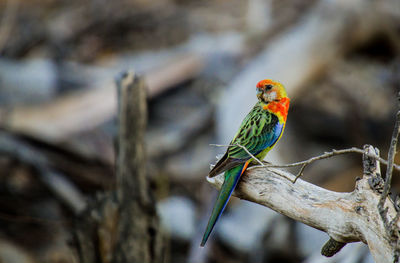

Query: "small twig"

xmin=246 ymin=147 xmax=400 ymax=183
xmin=210 ymin=143 xmax=265 ymax=166
xmin=378 ymin=111 xmax=400 ymax=229
xmin=258 ymin=148 xmax=399 ymax=170
xmin=375 ymin=108 xmax=400 ymax=263
xmin=294 ymin=164 xmax=308 ymax=183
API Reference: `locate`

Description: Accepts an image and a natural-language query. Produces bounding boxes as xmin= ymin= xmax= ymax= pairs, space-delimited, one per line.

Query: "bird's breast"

xmin=263 ymin=97 xmax=290 ymax=122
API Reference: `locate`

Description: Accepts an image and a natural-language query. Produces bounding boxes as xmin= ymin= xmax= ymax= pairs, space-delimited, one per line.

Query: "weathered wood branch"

xmin=207 ymin=145 xmax=399 ymax=262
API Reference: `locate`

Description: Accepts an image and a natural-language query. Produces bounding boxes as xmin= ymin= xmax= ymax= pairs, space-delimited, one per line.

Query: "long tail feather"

xmin=201 ymin=162 xmax=249 ymax=246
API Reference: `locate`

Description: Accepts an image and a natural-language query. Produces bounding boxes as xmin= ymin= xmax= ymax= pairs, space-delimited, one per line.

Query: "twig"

xmin=376 ymin=108 xmax=400 ymax=262
xmin=379 ymin=111 xmax=400 ymax=226
xmin=210 ymin=143 xmax=265 ymax=166
xmin=247 ymin=147 xmax=400 ymax=183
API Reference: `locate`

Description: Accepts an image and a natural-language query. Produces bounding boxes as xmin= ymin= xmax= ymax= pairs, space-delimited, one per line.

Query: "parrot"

xmin=200 ymin=79 xmax=290 ymax=247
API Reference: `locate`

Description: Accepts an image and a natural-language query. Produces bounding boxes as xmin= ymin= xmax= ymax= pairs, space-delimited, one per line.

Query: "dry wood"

xmin=3 ymin=53 xmax=204 ymax=142
xmin=207 ymin=145 xmax=400 ymax=262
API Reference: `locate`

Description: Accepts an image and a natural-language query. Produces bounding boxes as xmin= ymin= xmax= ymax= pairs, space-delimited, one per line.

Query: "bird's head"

xmin=256 ymin=79 xmax=287 ymax=103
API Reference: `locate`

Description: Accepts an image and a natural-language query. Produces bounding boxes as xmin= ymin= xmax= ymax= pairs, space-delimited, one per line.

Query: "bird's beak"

xmin=256 ymin=88 xmax=263 ymax=100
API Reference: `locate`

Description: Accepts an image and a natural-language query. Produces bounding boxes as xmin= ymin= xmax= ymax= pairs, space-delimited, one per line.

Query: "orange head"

xmin=256 ymin=79 xmax=288 ymax=103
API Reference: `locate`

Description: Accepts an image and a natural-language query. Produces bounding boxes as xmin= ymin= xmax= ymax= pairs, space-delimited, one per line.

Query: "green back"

xmin=228 ymin=102 xmax=279 ymax=160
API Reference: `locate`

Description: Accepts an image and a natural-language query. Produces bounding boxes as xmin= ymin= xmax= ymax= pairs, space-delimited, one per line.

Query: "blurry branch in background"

xmin=0 ymin=130 xmax=87 ymax=214
xmin=2 ymin=54 xmax=204 ymax=143
xmin=74 ymin=72 xmax=164 ymax=263
xmin=207 ymin=111 xmax=400 ymax=262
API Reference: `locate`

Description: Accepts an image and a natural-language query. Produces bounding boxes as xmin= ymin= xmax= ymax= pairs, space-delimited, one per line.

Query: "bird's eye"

xmin=265 ymin=84 xmax=273 ymax=90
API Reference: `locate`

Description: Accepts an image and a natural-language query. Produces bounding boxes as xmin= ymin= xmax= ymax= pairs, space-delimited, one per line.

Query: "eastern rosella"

xmin=201 ymin=79 xmax=290 ymax=246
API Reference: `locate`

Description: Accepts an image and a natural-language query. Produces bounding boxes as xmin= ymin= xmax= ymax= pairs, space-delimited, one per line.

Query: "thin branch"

xmin=379 ymin=110 xmax=400 ymax=227
xmin=210 ymin=143 xmax=265 ymax=166
xmin=247 ymin=147 xmax=400 ymax=183
xmin=375 ymin=108 xmax=400 ymax=263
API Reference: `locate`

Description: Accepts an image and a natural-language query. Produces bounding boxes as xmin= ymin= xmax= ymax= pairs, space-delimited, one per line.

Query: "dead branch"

xmin=207 ymin=144 xmax=400 ymax=262
xmin=260 ymin=147 xmax=400 ymax=183
xmin=378 ymin=108 xmax=400 ymax=261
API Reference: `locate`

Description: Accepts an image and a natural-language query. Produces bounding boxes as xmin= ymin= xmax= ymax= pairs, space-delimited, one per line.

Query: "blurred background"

xmin=0 ymin=0 xmax=399 ymax=262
